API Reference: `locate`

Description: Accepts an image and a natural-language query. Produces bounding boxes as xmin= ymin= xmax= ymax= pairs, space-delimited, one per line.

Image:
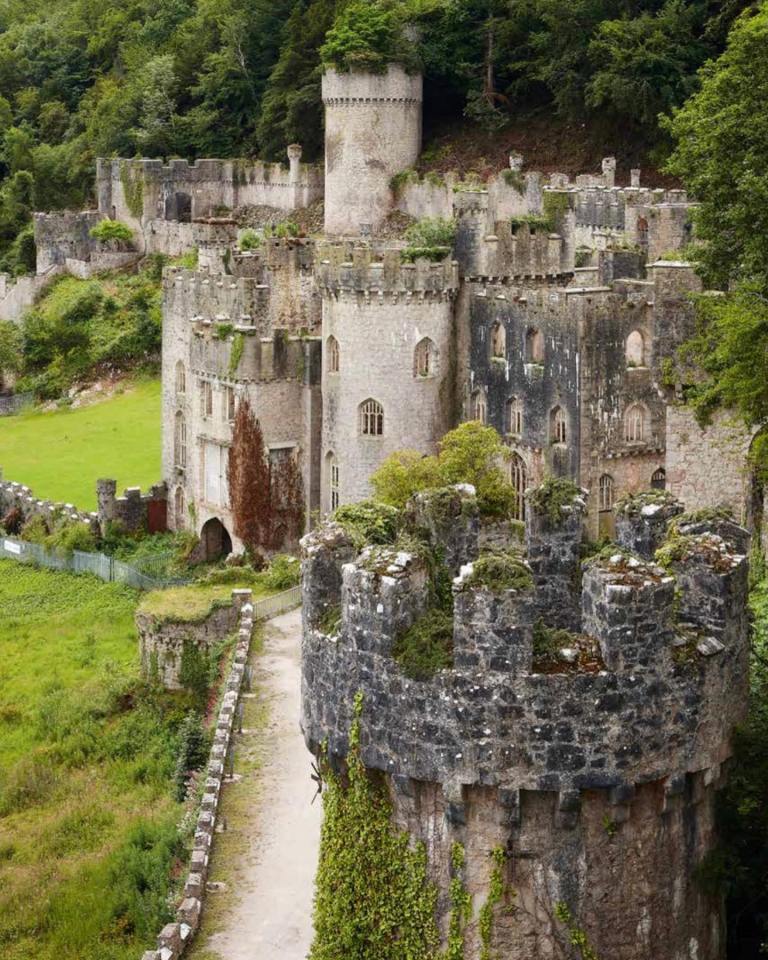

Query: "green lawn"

xmin=0 ymin=560 xmax=197 ymax=960
xmin=0 ymin=379 xmax=161 ymax=510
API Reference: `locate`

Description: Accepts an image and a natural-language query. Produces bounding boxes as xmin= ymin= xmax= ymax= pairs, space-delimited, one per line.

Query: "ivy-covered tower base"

xmin=300 ymin=484 xmax=749 ymax=959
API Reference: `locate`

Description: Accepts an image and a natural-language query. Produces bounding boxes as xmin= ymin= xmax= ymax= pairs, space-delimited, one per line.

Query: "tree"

xmin=663 ymin=5 xmax=768 ymax=291
xmin=370 ymin=420 xmax=515 ymax=516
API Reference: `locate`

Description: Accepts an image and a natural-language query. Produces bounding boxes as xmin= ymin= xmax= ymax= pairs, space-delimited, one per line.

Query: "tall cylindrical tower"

xmin=316 ymin=244 xmax=459 ymax=509
xmin=322 ymin=65 xmax=423 ymax=235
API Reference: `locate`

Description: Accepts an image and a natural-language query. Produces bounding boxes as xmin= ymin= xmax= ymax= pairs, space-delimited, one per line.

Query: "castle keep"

xmin=301 ymin=485 xmax=750 ymax=958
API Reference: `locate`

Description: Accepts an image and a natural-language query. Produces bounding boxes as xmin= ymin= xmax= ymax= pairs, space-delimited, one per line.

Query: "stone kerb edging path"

xmin=141 ymin=587 xmax=255 ymax=960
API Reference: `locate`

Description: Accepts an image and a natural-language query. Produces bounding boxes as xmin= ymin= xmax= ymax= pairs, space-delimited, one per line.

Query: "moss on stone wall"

xmin=463 ymin=550 xmax=533 ymax=592
xmin=119 ymin=160 xmax=145 ymax=220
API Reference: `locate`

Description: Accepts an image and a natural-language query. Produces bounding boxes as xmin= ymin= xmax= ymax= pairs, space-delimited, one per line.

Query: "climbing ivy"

xmin=310 ymin=692 xmax=440 ymax=960
xmin=478 ymin=846 xmax=509 ymax=960
xmin=229 ymin=332 xmax=245 ymax=375
xmin=445 ymin=842 xmax=472 ymax=960
xmin=554 ymin=902 xmax=600 ymax=960
xmin=119 ymin=160 xmax=145 ymax=220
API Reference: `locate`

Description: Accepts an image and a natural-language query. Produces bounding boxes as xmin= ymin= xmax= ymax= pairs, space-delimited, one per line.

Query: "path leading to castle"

xmin=191 ymin=607 xmax=322 ymax=960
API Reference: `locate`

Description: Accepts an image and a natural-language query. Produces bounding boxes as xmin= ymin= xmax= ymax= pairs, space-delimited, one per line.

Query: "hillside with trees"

xmin=0 ymin=0 xmax=754 ymax=276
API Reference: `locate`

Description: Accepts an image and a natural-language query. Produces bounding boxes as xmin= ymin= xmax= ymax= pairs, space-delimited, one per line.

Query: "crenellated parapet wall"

xmin=300 ymin=482 xmax=749 ymax=960
xmin=96 ymin=479 xmax=167 ymax=535
xmin=315 ymin=243 xmax=460 ymax=300
xmin=0 ymin=476 xmax=99 ymax=533
xmin=97 ymin=151 xmax=323 ymax=230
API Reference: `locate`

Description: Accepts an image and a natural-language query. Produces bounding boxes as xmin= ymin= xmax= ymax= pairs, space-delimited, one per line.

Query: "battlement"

xmin=314 ymin=243 xmax=460 ymax=297
xmin=300 ymin=483 xmax=749 ymax=800
xmin=321 ymin=64 xmax=422 ymax=105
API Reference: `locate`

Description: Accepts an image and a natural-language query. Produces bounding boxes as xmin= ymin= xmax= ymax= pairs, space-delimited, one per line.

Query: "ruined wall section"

xmin=322 ymin=66 xmax=422 ymax=235
xmin=316 ymin=245 xmax=459 ymax=508
xmin=301 ymin=496 xmax=749 ymax=960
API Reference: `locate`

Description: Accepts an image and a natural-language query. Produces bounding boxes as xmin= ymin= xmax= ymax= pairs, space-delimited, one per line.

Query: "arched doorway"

xmin=201 ymin=517 xmax=233 ymax=561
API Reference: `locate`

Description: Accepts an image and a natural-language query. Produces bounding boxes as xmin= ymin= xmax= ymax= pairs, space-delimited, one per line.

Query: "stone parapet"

xmin=315 ymin=244 xmax=459 ymax=297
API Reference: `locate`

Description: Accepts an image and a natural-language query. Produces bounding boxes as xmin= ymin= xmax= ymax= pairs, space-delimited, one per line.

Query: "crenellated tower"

xmin=301 ymin=482 xmax=750 ymax=959
xmin=316 ymin=243 xmax=460 ymax=509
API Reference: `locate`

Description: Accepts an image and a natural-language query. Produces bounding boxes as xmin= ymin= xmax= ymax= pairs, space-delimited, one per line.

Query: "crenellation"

xmin=301 ymin=479 xmax=750 ymax=958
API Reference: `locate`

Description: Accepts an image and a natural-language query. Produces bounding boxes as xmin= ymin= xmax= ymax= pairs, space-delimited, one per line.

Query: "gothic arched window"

xmin=327 ymin=335 xmax=340 ymax=374
xmin=599 ymin=474 xmax=614 ymax=512
xmin=174 ymin=412 xmax=187 ymax=469
xmin=626 ymin=330 xmax=645 ymax=367
xmin=508 ymin=453 xmax=527 ymax=521
xmin=551 ymin=406 xmax=567 ymax=445
xmin=414 ymin=337 xmax=436 ymax=377
xmin=491 ymin=323 xmax=506 ymax=359
xmin=359 ymin=398 xmax=384 ymax=436
xmin=625 ymin=403 xmax=647 ymax=443
xmin=175 ymin=360 xmax=186 ymax=395
xmin=506 ymin=397 xmax=523 ymax=436
xmin=526 ymin=328 xmax=544 ymax=363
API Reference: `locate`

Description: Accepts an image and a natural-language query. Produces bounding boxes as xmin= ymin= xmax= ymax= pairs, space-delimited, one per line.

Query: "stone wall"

xmin=300 ymin=486 xmax=749 ymax=959
xmin=139 ymin=589 xmax=254 ymax=960
xmin=34 ymin=210 xmax=102 ymax=273
xmin=97 ymin=151 xmax=323 ymax=238
xmin=0 ymin=267 xmax=60 ymax=322
xmin=0 ymin=475 xmax=99 ymax=533
xmin=666 ymin=404 xmax=753 ymax=525
xmin=96 ymin=479 xmax=167 ymax=535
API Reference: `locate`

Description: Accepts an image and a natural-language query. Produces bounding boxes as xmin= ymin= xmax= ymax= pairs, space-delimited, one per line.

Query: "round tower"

xmin=316 ymin=243 xmax=459 ymax=509
xmin=322 ymin=65 xmax=423 ymax=236
xmin=301 ymin=483 xmax=750 ymax=959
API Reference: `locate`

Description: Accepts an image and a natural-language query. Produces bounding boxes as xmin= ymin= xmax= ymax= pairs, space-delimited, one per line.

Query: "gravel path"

xmin=202 ymin=607 xmax=321 ymax=960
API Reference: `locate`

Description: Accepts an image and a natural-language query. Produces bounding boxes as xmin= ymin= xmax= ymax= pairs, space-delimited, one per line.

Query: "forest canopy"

xmin=0 ymin=0 xmax=754 ymax=274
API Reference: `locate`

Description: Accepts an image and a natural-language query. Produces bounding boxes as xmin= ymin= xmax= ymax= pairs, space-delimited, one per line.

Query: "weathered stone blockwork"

xmin=300 ymin=488 xmax=749 ymax=959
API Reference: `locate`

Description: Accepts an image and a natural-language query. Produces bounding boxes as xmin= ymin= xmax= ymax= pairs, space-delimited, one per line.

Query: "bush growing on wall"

xmin=89 ymin=219 xmax=134 ymax=244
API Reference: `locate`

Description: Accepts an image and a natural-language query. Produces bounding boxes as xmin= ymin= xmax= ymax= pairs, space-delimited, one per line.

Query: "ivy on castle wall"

xmin=310 ymin=692 xmax=440 ymax=960
xmin=119 ymin=161 xmax=145 ymax=220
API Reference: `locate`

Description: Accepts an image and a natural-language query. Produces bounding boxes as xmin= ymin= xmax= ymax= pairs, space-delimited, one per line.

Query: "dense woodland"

xmin=2 ymin=0 xmax=768 ymax=955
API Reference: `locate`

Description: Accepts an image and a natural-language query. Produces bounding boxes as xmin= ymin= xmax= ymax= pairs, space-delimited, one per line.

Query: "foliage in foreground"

xmin=310 ymin=693 xmax=440 ymax=959
xmin=0 ymin=560 xmax=217 ymax=960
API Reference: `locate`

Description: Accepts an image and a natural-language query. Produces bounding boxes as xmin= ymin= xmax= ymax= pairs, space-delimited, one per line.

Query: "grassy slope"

xmin=0 ymin=379 xmax=161 ymax=510
xmin=0 ymin=560 xmax=181 ymax=960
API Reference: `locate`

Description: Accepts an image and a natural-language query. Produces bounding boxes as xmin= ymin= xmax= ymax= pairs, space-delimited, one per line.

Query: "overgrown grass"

xmin=138 ymin=581 xmax=274 ymax=622
xmin=0 ymin=378 xmax=160 ymax=508
xmin=0 ymin=560 xmax=204 ymax=960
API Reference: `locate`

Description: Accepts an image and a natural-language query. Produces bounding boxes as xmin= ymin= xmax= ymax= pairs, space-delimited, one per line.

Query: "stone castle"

xmin=301 ymin=482 xmax=749 ymax=958
xmin=16 ymin=61 xmax=759 ymax=558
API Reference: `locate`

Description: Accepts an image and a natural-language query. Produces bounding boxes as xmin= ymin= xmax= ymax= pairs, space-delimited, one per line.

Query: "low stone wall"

xmin=140 ymin=588 xmax=254 ymax=960
xmin=136 ymin=601 xmax=240 ymax=689
xmin=0 ymin=476 xmax=99 ymax=532
xmin=96 ymin=478 xmax=168 ymax=535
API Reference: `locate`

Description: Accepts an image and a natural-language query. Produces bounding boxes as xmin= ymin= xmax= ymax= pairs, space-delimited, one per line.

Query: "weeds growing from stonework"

xmin=0 ymin=560 xmax=226 ymax=960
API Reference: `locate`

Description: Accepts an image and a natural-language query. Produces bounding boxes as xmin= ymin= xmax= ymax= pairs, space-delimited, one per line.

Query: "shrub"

xmin=89 ymin=219 xmax=134 ymax=244
xmin=333 ymin=500 xmax=401 ymax=547
xmin=173 ymin=712 xmax=209 ymax=801
xmin=527 ymin=476 xmax=582 ymax=525
xmin=259 ymin=553 xmax=301 ymax=590
xmin=239 ymin=229 xmax=261 ymax=251
xmin=370 ymin=450 xmax=442 ymax=509
xmin=463 ymin=550 xmax=533 ymax=592
xmin=320 ymin=0 xmax=419 ymax=74
xmin=401 ymin=217 xmax=456 ymax=262
xmin=1 ymin=506 xmax=23 ymax=535
xmin=392 ymin=608 xmax=454 ymax=680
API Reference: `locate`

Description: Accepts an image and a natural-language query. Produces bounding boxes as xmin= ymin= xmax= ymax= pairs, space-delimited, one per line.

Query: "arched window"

xmin=599 ymin=474 xmax=614 ymax=512
xmin=174 ymin=485 xmax=185 ymax=524
xmin=175 ymin=360 xmax=186 ymax=395
xmin=471 ymin=390 xmax=487 ymax=424
xmin=651 ymin=467 xmax=666 ymax=490
xmin=625 ymin=330 xmax=645 ymax=367
xmin=526 ymin=328 xmax=544 ymax=364
xmin=327 ymin=335 xmax=340 ymax=374
xmin=506 ymin=397 xmax=523 ymax=436
xmin=637 ymin=216 xmax=649 ymax=251
xmin=508 ymin=453 xmax=527 ymax=521
xmin=625 ymin=403 xmax=646 ymax=443
xmin=359 ymin=398 xmax=384 ymax=436
xmin=414 ymin=337 xmax=436 ymax=377
xmin=327 ymin=452 xmax=340 ymax=510
xmin=551 ymin=406 xmax=567 ymax=445
xmin=491 ymin=323 xmax=506 ymax=359
xmin=200 ymin=379 xmax=213 ymax=418
xmin=174 ymin=412 xmax=187 ymax=469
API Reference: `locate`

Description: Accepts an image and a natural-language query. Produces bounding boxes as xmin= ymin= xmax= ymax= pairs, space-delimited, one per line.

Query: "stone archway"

xmin=200 ymin=517 xmax=233 ymax=562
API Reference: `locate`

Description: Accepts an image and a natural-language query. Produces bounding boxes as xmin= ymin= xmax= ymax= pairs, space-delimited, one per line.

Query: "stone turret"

xmin=301 ymin=481 xmax=750 ymax=960
xmin=316 ymin=244 xmax=459 ymax=509
xmin=322 ymin=65 xmax=423 ymax=235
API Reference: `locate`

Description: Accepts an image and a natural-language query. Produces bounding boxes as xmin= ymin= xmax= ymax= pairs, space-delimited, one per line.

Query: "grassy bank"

xmin=0 ymin=378 xmax=161 ymax=509
xmin=0 ymin=560 xmax=194 ymax=959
